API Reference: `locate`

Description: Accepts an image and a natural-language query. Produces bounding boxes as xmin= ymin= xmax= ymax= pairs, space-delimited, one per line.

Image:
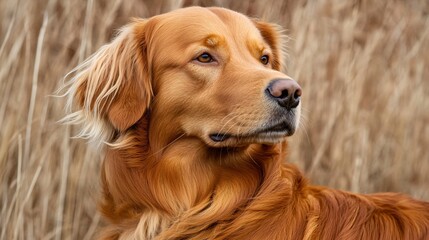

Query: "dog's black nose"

xmin=266 ymin=78 xmax=302 ymax=110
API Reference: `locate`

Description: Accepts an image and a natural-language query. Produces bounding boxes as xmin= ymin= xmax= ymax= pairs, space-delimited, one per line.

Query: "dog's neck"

xmin=100 ymin=119 xmax=295 ymax=238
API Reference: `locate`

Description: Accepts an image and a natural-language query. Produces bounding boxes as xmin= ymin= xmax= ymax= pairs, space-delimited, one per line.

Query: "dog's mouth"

xmin=209 ymin=120 xmax=296 ymax=145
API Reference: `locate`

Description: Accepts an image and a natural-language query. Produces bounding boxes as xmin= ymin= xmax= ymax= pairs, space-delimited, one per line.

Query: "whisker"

xmin=217 ymin=113 xmax=240 ymax=136
xmin=245 ymin=151 xmax=258 ymax=168
xmin=297 ymin=111 xmax=311 ymax=144
xmin=147 ymin=133 xmax=186 ymax=158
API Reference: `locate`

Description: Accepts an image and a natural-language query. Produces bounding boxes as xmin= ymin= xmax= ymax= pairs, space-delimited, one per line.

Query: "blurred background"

xmin=0 ymin=0 xmax=428 ymax=239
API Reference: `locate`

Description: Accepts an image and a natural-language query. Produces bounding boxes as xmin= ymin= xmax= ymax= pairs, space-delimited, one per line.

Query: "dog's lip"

xmin=209 ymin=121 xmax=295 ymax=143
xmin=209 ymin=133 xmax=233 ymax=142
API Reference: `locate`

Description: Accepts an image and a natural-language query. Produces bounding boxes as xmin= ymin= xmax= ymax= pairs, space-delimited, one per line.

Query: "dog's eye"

xmin=260 ymin=55 xmax=269 ymax=65
xmin=197 ymin=53 xmax=214 ymax=63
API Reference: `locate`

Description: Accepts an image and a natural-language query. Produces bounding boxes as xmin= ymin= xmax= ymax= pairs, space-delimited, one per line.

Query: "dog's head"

xmin=64 ymin=7 xmax=301 ymax=149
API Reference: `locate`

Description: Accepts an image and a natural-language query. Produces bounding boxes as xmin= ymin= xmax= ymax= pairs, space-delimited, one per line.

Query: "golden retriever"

xmin=63 ymin=6 xmax=429 ymax=240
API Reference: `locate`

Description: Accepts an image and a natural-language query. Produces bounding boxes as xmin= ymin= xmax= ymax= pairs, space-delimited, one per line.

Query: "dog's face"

xmin=68 ymin=7 xmax=301 ymax=148
xmin=147 ymin=7 xmax=301 ymax=147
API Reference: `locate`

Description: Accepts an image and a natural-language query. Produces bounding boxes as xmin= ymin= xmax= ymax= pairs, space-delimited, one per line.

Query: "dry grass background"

xmin=0 ymin=0 xmax=428 ymax=239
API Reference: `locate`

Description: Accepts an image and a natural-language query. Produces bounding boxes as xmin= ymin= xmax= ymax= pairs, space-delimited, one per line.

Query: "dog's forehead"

xmin=152 ymin=7 xmax=263 ymax=44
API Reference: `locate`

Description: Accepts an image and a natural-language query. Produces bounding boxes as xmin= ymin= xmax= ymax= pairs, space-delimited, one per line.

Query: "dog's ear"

xmin=253 ymin=20 xmax=286 ymax=71
xmin=64 ymin=20 xmax=152 ymax=143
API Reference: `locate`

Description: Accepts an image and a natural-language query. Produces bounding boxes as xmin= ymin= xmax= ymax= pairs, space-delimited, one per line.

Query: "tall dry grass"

xmin=0 ymin=0 xmax=428 ymax=239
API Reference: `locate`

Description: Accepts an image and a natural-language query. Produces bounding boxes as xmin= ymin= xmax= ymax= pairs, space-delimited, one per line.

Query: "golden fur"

xmin=63 ymin=7 xmax=429 ymax=240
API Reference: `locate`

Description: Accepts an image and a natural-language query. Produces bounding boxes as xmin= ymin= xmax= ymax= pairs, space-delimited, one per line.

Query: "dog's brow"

xmin=246 ymin=38 xmax=268 ymax=58
xmin=202 ymin=34 xmax=225 ymax=48
xmin=206 ymin=38 xmax=218 ymax=47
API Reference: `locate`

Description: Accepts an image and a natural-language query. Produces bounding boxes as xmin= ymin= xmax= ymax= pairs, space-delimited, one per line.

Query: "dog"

xmin=63 ymin=6 xmax=429 ymax=240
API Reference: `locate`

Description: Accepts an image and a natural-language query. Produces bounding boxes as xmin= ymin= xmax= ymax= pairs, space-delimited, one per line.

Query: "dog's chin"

xmin=206 ymin=121 xmax=296 ymax=148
